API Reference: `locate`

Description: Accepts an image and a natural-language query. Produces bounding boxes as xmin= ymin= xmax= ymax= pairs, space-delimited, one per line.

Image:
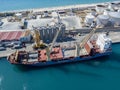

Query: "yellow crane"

xmin=32 ymin=28 xmax=46 ymax=49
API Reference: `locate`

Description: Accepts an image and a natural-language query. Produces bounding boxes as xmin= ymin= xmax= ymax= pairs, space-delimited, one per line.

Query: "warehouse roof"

xmin=0 ymin=31 xmax=23 ymax=41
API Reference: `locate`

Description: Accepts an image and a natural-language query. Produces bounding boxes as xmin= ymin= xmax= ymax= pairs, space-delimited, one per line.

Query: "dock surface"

xmin=0 ymin=31 xmax=120 ymax=58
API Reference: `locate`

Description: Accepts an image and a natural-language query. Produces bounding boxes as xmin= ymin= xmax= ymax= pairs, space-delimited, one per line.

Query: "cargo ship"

xmin=7 ymin=33 xmax=112 ymax=66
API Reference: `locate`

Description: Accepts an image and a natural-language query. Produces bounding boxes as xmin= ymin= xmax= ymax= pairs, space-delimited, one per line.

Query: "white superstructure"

xmin=96 ymin=34 xmax=111 ymax=51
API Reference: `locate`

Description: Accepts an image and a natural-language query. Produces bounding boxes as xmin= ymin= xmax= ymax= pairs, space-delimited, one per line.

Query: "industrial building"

xmin=0 ymin=31 xmax=23 ymax=41
xmin=84 ymin=2 xmax=120 ymax=28
xmin=34 ymin=23 xmax=66 ymax=43
xmin=0 ymin=30 xmax=32 ymax=46
xmin=26 ymin=14 xmax=81 ymax=30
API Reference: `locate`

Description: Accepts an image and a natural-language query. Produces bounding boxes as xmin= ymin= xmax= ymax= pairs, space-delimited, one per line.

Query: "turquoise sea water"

xmin=0 ymin=44 xmax=120 ymax=90
xmin=0 ymin=0 xmax=117 ymax=11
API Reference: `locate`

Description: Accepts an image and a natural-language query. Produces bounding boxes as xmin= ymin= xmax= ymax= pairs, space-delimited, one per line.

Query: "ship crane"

xmin=32 ymin=26 xmax=46 ymax=49
xmin=75 ymin=27 xmax=97 ymax=57
xmin=46 ymin=24 xmax=62 ymax=60
xmin=46 ymin=13 xmax=62 ymax=60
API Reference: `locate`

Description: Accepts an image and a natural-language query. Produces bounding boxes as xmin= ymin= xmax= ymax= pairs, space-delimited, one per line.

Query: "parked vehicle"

xmin=5 ymin=43 xmax=14 ymax=47
xmin=12 ymin=44 xmax=22 ymax=49
xmin=0 ymin=47 xmax=6 ymax=51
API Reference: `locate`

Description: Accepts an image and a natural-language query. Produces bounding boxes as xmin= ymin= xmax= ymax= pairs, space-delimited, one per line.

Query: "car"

xmin=12 ymin=44 xmax=22 ymax=49
xmin=5 ymin=43 xmax=14 ymax=47
xmin=0 ymin=47 xmax=6 ymax=51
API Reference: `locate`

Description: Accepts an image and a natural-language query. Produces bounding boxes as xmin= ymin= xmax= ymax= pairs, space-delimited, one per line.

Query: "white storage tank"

xmin=84 ymin=13 xmax=95 ymax=25
xmin=97 ymin=15 xmax=109 ymax=25
xmin=44 ymin=11 xmax=49 ymax=17
xmin=108 ymin=2 xmax=117 ymax=10
xmin=108 ymin=12 xmax=120 ymax=25
xmin=103 ymin=9 xmax=111 ymax=15
xmin=37 ymin=15 xmax=41 ymax=19
xmin=52 ymin=12 xmax=58 ymax=19
xmin=15 ymin=13 xmax=22 ymax=19
xmin=96 ymin=5 xmax=106 ymax=14
xmin=90 ymin=9 xmax=96 ymax=16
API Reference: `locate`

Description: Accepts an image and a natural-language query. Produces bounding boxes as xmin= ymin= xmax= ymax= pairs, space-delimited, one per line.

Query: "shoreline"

xmin=0 ymin=1 xmax=119 ymax=13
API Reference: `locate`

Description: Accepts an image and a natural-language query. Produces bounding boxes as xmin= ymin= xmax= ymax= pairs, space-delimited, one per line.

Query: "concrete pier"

xmin=0 ymin=44 xmax=33 ymax=58
xmin=109 ymin=32 xmax=120 ymax=44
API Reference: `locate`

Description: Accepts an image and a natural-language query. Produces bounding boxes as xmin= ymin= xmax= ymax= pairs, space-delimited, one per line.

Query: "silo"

xmin=56 ymin=24 xmax=60 ymax=40
xmin=109 ymin=12 xmax=120 ymax=25
xmin=53 ymin=25 xmax=57 ymax=41
xmin=41 ymin=26 xmax=46 ymax=42
xmin=43 ymin=27 xmax=48 ymax=42
xmin=48 ymin=26 xmax=53 ymax=42
xmin=46 ymin=26 xmax=50 ymax=43
xmin=39 ymin=27 xmax=44 ymax=41
xmin=51 ymin=26 xmax=56 ymax=41
xmin=60 ymin=23 xmax=66 ymax=38
xmin=23 ymin=19 xmax=28 ymax=29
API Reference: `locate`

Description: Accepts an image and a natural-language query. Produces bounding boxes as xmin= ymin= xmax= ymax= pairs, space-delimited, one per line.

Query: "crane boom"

xmin=49 ymin=25 xmax=62 ymax=53
xmin=46 ymin=25 xmax=62 ymax=60
xmin=80 ymin=28 xmax=96 ymax=48
xmin=34 ymin=29 xmax=41 ymax=46
xmin=75 ymin=28 xmax=97 ymax=57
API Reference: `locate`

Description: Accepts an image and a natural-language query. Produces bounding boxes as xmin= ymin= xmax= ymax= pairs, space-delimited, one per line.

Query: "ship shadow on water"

xmin=13 ymin=64 xmax=51 ymax=72
xmin=102 ymin=52 xmax=120 ymax=70
xmin=55 ymin=56 xmax=110 ymax=77
xmin=82 ymin=56 xmax=109 ymax=67
xmin=14 ymin=64 xmax=102 ymax=78
xmin=83 ymin=52 xmax=120 ymax=71
xmin=110 ymin=52 xmax=120 ymax=62
xmin=54 ymin=65 xmax=102 ymax=78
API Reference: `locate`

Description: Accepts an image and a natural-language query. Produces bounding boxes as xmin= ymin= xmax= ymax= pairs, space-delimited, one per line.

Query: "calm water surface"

xmin=0 ymin=0 xmax=117 ymax=11
xmin=0 ymin=43 xmax=120 ymax=90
